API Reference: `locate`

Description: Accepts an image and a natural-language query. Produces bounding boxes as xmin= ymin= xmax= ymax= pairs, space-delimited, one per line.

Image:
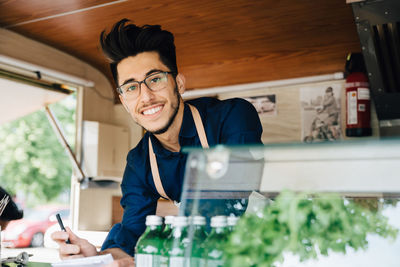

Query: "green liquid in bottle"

xmin=161 ymin=216 xmax=189 ymax=267
xmin=135 ymin=215 xmax=164 ymax=267
xmin=190 ymin=216 xmax=208 ymax=267
xmin=162 ymin=215 xmax=174 ymax=239
xmin=204 ymin=216 xmax=228 ymax=267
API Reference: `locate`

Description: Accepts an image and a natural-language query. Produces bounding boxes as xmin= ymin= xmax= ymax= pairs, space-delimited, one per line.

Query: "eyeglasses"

xmin=117 ymin=71 xmax=174 ymax=98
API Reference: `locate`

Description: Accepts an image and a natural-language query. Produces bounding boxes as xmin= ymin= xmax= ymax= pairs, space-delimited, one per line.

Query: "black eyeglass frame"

xmin=116 ymin=71 xmax=176 ymax=96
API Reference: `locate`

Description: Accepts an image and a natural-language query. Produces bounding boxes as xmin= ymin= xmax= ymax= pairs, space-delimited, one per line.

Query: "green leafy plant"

xmin=224 ymin=191 xmax=398 ymax=267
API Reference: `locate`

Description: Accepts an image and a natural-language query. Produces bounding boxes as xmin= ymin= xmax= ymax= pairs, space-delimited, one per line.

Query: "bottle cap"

xmin=145 ymin=215 xmax=162 ymax=226
xmin=227 ymin=216 xmax=239 ymax=226
xmin=192 ymin=216 xmax=206 ymax=225
xmin=173 ymin=216 xmax=188 ymax=227
xmin=210 ymin=215 xmax=227 ymax=228
xmin=164 ymin=216 xmax=175 ymax=225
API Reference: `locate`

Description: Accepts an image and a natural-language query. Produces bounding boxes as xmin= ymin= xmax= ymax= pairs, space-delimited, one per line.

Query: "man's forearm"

xmin=100 ymin=247 xmax=132 ymax=260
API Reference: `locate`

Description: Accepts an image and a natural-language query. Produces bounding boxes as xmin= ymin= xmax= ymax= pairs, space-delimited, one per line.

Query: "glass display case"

xmin=178 ymin=139 xmax=400 ymax=267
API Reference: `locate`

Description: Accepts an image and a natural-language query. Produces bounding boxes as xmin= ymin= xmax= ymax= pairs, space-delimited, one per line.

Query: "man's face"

xmin=117 ymin=52 xmax=185 ymax=134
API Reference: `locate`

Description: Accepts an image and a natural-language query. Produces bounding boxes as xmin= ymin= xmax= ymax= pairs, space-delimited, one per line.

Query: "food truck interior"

xmin=0 ymin=0 xmax=399 ymax=259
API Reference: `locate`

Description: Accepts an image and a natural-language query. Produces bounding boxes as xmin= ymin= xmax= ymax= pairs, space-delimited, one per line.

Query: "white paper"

xmin=51 ymin=254 xmax=114 ymax=267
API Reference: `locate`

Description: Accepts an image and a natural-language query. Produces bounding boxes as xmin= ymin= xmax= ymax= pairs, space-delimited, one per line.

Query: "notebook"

xmin=51 ymin=254 xmax=114 ymax=267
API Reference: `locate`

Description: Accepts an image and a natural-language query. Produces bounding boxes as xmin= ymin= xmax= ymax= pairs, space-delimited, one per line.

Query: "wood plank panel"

xmin=0 ymin=0 xmax=115 ymax=26
xmin=0 ymin=0 xmax=361 ymax=99
xmin=181 ymin=45 xmax=359 ymax=89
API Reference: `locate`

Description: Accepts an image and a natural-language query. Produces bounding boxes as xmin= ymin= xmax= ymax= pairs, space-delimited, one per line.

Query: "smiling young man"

xmin=52 ymin=19 xmax=262 ymax=265
xmin=117 ymin=52 xmax=186 ymax=152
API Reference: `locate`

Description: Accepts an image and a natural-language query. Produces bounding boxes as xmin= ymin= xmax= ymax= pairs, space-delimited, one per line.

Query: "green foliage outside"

xmin=224 ymin=191 xmax=398 ymax=267
xmin=0 ymin=94 xmax=76 ymax=205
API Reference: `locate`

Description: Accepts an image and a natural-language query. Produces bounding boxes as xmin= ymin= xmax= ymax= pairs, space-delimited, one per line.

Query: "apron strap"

xmin=187 ymin=104 xmax=209 ymax=148
xmin=149 ymin=104 xmax=208 ymax=200
xmin=149 ymin=137 xmax=170 ymax=200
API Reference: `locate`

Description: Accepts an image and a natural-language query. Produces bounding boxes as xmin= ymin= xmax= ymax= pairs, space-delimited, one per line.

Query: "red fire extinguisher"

xmin=345 ymin=53 xmax=372 ymax=137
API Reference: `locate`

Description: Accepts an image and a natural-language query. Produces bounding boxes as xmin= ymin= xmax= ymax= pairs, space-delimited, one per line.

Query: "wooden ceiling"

xmin=0 ymin=0 xmax=361 ymax=96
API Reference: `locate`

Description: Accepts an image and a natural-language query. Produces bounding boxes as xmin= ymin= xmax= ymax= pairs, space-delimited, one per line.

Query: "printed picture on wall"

xmin=243 ymin=95 xmax=277 ymax=116
xmin=300 ymin=85 xmax=342 ymax=143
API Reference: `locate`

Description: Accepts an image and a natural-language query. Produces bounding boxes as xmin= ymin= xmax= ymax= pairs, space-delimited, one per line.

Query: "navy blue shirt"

xmin=101 ymin=97 xmax=262 ymax=255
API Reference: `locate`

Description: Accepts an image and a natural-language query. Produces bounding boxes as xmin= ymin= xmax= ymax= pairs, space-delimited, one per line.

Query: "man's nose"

xmin=139 ymin=82 xmax=155 ymax=101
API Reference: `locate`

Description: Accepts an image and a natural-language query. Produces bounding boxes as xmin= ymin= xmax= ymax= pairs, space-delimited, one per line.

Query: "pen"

xmin=56 ymin=213 xmax=71 ymax=244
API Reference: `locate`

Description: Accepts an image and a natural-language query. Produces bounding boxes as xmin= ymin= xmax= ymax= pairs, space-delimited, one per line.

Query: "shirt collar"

xmin=148 ymin=133 xmax=173 ymax=157
xmin=148 ymin=103 xmax=196 ymax=156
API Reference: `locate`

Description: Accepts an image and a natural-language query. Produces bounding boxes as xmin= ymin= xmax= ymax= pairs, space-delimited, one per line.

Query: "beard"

xmin=146 ymin=85 xmax=180 ymax=135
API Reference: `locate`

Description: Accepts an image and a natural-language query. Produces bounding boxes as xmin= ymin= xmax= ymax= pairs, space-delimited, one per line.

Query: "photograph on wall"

xmin=243 ymin=94 xmax=277 ymax=116
xmin=300 ymin=84 xmax=342 ymax=143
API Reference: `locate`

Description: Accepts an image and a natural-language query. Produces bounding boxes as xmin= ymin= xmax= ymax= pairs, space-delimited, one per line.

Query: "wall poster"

xmin=243 ymin=95 xmax=277 ymax=116
xmin=300 ymin=84 xmax=342 ymax=143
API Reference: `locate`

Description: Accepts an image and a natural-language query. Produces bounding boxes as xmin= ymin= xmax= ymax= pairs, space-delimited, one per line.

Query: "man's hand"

xmin=51 ymin=227 xmax=98 ymax=259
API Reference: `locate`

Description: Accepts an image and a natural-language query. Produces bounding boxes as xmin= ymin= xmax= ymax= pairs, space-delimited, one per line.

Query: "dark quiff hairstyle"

xmin=100 ymin=19 xmax=178 ymax=86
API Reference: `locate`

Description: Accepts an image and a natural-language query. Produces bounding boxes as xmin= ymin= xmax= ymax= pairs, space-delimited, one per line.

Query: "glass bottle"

xmin=161 ymin=216 xmax=189 ymax=267
xmin=135 ymin=215 xmax=163 ymax=267
xmin=162 ymin=215 xmax=174 ymax=239
xmin=190 ymin=215 xmax=208 ymax=267
xmin=227 ymin=216 xmax=239 ymax=232
xmin=204 ymin=216 xmax=228 ymax=267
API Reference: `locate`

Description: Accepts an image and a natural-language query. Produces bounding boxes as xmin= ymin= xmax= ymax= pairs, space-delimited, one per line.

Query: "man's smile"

xmin=141 ymin=104 xmax=164 ymax=116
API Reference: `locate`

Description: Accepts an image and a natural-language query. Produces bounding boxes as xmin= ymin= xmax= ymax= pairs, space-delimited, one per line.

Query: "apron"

xmin=149 ymin=104 xmax=209 ymax=216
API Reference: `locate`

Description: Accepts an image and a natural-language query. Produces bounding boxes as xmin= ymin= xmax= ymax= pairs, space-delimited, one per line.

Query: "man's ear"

xmin=176 ymin=73 xmax=186 ymax=94
xmin=119 ymin=94 xmax=130 ymax=114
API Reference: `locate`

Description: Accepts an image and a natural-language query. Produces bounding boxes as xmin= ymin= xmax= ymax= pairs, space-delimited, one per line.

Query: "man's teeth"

xmin=143 ymin=106 xmax=162 ymax=115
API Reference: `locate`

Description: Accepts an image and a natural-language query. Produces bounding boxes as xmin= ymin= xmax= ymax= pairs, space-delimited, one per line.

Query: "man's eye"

xmin=150 ymin=77 xmax=161 ymax=84
xmin=126 ymin=84 xmax=138 ymax=91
